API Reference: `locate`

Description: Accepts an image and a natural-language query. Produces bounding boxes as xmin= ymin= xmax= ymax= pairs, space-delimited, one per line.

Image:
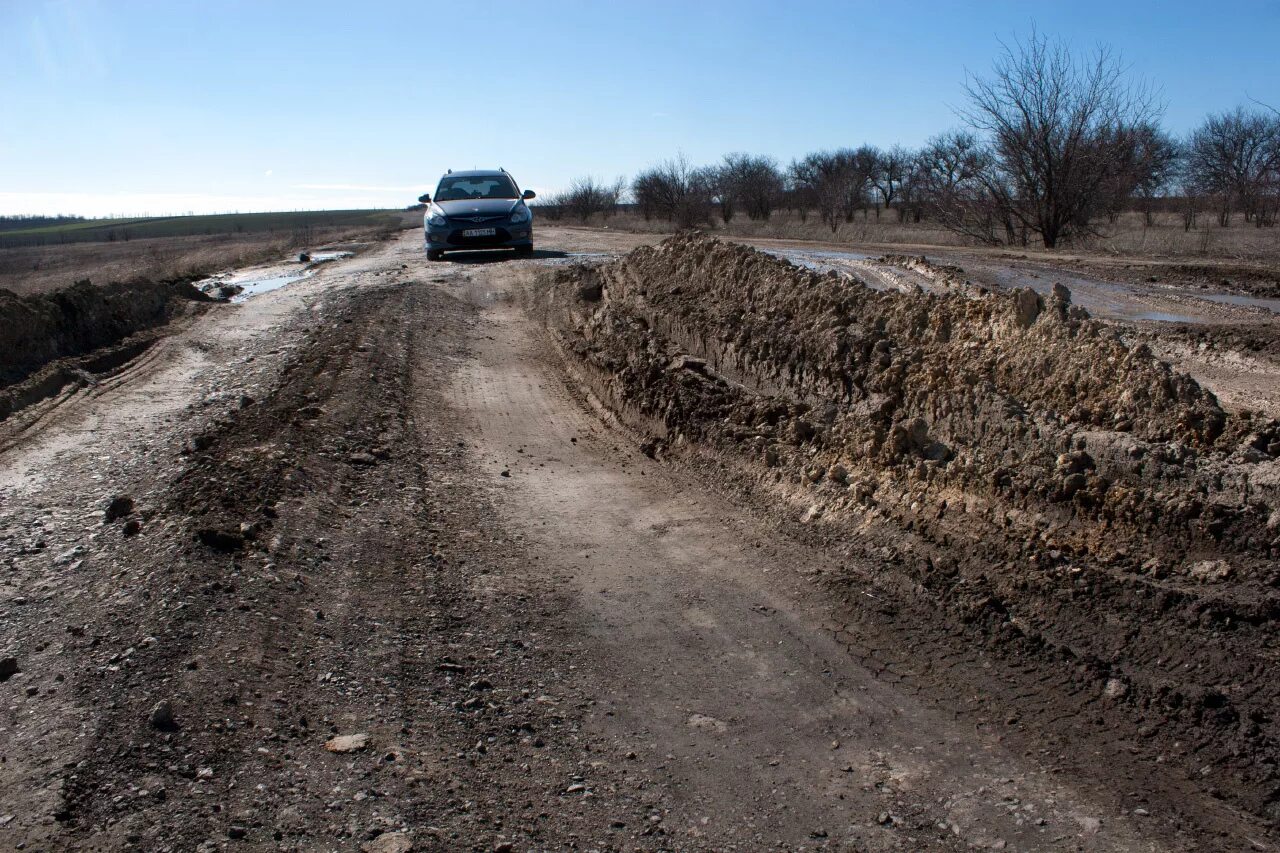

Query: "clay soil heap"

xmin=537 ymin=232 xmax=1280 ymax=826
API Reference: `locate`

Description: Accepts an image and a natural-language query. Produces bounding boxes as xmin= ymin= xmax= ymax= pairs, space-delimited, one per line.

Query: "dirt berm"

xmin=0 ymin=277 xmax=210 ymax=419
xmin=534 ymin=232 xmax=1280 ymax=828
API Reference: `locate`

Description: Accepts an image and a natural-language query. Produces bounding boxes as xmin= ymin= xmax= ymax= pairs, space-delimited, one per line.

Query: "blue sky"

xmin=2 ymin=0 xmax=1278 ymax=216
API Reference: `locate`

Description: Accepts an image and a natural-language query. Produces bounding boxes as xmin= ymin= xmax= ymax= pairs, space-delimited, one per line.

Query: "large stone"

xmin=362 ymin=831 xmax=413 ymax=853
xmin=325 ymin=733 xmax=370 ymax=753
xmin=104 ymin=495 xmax=135 ymax=522
xmin=149 ymin=699 xmax=179 ymax=731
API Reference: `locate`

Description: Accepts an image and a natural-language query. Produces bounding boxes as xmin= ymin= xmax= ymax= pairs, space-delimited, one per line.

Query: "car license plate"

xmin=462 ymin=228 xmax=496 ymax=237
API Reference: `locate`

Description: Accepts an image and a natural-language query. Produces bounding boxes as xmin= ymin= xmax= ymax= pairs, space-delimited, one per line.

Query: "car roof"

xmin=441 ymin=169 xmax=512 ymax=179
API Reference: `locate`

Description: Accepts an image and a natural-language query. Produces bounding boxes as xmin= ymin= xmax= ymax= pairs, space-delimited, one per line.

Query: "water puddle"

xmin=196 ymin=247 xmax=355 ymax=302
xmin=535 ymin=251 xmax=617 ymax=266
xmin=228 ymin=270 xmax=313 ymax=302
xmin=767 ymin=248 xmax=873 ymax=273
xmin=197 ymin=267 xmax=312 ymax=302
xmin=1131 ymin=309 xmax=1200 ymax=323
xmin=1196 ymin=292 xmax=1280 ymax=314
xmin=307 ymin=250 xmax=355 ymax=263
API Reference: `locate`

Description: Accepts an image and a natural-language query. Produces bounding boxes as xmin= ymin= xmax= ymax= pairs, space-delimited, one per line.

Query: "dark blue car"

xmin=418 ymin=169 xmax=536 ymax=261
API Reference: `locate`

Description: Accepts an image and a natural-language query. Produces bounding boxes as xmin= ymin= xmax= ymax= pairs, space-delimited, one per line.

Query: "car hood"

xmin=435 ymin=198 xmax=520 ymax=218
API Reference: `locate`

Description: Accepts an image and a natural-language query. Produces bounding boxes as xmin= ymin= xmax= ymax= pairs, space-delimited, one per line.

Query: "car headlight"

xmin=427 ymin=208 xmax=447 ymax=226
xmin=509 ymin=205 xmax=530 ymax=224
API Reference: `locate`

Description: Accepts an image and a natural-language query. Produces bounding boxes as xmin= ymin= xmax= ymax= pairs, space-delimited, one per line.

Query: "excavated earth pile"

xmin=535 ymin=232 xmax=1280 ymax=829
xmin=0 ymin=277 xmax=210 ymax=420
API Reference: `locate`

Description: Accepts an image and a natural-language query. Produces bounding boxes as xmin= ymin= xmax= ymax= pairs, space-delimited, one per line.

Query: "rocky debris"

xmin=324 ymin=733 xmax=370 ymax=753
xmin=104 ymin=495 xmax=135 ymax=522
xmin=148 ymin=700 xmax=178 ymax=731
xmin=0 ymin=656 xmax=19 ymax=682
xmin=298 ymin=252 xmax=312 ymax=263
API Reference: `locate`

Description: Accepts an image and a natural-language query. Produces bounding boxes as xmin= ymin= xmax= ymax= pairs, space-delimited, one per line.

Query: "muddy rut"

xmin=0 ymin=229 xmax=1275 ymax=851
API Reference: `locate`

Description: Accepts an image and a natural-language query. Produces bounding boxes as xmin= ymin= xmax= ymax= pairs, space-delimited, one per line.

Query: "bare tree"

xmin=631 ymin=155 xmax=717 ymax=228
xmin=781 ymin=171 xmax=817 ymax=223
xmin=915 ymin=130 xmax=1015 ymax=244
xmin=550 ymin=177 xmax=611 ymax=223
xmin=961 ymin=31 xmax=1161 ymax=247
xmin=534 ymin=191 xmax=566 ymax=221
xmin=790 ymin=153 xmax=842 ymax=232
xmin=1128 ymin=124 xmax=1182 ymax=226
xmin=844 ymin=146 xmax=880 ymax=222
xmin=871 ymin=146 xmax=912 ymax=219
xmin=718 ymin=153 xmax=784 ymax=222
xmin=1186 ymin=107 xmax=1280 ymax=227
xmin=790 ymin=149 xmax=873 ymax=232
xmin=601 ymin=176 xmax=627 ymax=220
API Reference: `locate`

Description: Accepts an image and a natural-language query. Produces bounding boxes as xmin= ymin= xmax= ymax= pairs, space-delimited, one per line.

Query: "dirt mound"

xmin=0 ymin=277 xmax=210 ymax=389
xmin=535 ymin=231 xmax=1280 ymax=826
xmin=877 ymin=253 xmax=969 ymax=289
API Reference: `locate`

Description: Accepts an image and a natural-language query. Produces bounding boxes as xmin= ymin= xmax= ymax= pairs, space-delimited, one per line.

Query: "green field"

xmin=0 ymin=209 xmax=405 ymax=249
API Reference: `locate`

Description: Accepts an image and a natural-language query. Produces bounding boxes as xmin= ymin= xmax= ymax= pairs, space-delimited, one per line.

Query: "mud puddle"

xmin=766 ymin=248 xmax=873 ymax=273
xmin=307 ymin=249 xmax=354 ymax=263
xmin=537 ymin=251 xmax=617 ymax=265
xmin=196 ymin=249 xmax=354 ymax=302
xmin=966 ymin=262 xmax=1280 ymax=324
xmin=1197 ymin=290 xmax=1280 ymax=313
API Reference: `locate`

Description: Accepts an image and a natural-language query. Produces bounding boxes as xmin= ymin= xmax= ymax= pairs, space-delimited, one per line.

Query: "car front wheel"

xmin=515 ymin=244 xmax=533 ymax=257
xmin=427 ymin=249 xmax=444 ymax=261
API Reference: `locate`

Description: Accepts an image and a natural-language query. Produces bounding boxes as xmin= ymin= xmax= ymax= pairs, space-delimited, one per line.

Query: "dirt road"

xmin=0 ymin=228 xmax=1275 ymax=851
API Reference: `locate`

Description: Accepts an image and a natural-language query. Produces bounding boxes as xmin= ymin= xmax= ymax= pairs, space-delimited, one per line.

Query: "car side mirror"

xmin=522 ymin=189 xmax=536 ymax=200
xmin=418 ymin=193 xmax=431 ymax=204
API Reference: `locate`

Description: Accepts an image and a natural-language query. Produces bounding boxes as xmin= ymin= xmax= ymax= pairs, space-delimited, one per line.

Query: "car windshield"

xmin=434 ymin=175 xmax=519 ymax=201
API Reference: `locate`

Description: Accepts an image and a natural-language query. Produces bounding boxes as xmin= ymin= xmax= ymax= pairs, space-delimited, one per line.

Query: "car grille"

xmin=447 ymin=215 xmax=504 ymax=224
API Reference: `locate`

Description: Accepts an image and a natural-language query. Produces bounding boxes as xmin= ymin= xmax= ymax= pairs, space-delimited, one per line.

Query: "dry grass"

xmin=0 ymin=224 xmax=402 ymax=296
xmin=576 ymin=209 xmax=1280 ymax=263
xmin=1095 ymin=212 xmax=1280 ymax=260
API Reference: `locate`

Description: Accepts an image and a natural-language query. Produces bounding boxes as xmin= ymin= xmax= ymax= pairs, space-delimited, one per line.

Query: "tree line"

xmin=537 ymin=33 xmax=1280 ymax=249
xmin=0 ymin=214 xmax=88 ymax=233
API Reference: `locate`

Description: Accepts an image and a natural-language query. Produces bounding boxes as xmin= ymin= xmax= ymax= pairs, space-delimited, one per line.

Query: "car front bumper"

xmin=425 ymin=223 xmax=533 ymax=251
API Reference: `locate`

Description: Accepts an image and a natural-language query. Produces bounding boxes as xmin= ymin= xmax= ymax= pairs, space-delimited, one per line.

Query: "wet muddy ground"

xmin=0 ymin=225 xmax=1277 ymax=851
